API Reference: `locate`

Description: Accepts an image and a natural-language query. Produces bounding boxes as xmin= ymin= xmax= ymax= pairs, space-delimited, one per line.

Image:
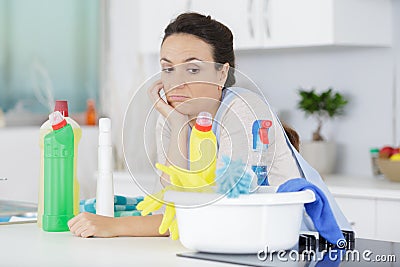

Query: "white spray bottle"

xmin=96 ymin=118 xmax=114 ymax=217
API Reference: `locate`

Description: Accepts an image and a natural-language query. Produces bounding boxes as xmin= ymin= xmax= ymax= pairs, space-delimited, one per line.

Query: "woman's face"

xmin=160 ymin=33 xmax=229 ymax=116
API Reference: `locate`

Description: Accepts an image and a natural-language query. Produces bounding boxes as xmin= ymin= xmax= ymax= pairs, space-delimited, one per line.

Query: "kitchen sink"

xmin=0 ymin=200 xmax=37 ymax=224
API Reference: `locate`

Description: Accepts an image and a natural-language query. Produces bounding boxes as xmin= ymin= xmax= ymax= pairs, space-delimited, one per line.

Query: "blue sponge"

xmin=216 ymin=156 xmax=252 ymax=198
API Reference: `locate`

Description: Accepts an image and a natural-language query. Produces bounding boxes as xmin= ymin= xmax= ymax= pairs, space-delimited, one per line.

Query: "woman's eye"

xmin=187 ymin=68 xmax=200 ymax=74
xmin=162 ymin=67 xmax=174 ymax=73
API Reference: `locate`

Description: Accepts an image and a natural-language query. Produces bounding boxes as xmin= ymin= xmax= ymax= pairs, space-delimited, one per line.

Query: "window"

xmin=0 ymin=0 xmax=100 ymax=125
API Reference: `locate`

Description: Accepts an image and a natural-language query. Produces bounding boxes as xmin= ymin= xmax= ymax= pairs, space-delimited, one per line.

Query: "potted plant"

xmin=297 ymin=87 xmax=348 ymax=174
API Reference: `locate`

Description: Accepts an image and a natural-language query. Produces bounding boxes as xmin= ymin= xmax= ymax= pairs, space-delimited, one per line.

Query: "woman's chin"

xmin=171 ymin=102 xmax=189 ymax=113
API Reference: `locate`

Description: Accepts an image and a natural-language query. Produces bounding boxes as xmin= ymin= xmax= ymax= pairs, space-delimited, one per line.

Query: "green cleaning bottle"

xmin=38 ymin=100 xmax=81 ymax=228
xmin=42 ymin=111 xmax=74 ymax=232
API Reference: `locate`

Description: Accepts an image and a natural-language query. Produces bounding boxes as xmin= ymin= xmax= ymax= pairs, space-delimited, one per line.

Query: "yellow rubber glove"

xmin=136 ymin=186 xmax=179 ymax=239
xmin=154 ymin=163 xmax=215 ymax=240
xmin=138 ymin=163 xmax=214 ymax=240
xmin=159 ymin=204 xmax=179 ymax=240
xmin=136 ymin=189 xmax=166 ymax=216
xmin=155 ymin=163 xmax=214 ymax=189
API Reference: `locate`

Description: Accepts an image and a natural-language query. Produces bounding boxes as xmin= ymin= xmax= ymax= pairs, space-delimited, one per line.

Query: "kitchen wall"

xmin=234 ymin=0 xmax=400 ymax=176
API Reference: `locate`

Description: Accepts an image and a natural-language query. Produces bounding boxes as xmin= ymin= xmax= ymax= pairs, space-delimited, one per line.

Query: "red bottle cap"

xmin=50 ymin=111 xmax=67 ymax=130
xmin=194 ymin=112 xmax=212 ymax=132
xmin=52 ymin=119 xmax=67 ymax=130
xmin=194 ymin=123 xmax=212 ymax=132
xmin=54 ymin=100 xmax=69 ymax=117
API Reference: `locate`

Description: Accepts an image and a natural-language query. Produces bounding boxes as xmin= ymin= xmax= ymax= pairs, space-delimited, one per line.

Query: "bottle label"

xmin=251 ymin=165 xmax=268 ymax=186
xmin=45 ymin=143 xmax=72 ymax=158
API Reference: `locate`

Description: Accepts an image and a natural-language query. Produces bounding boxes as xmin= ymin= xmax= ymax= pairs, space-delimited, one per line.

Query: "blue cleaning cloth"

xmin=114 ymin=195 xmax=144 ymax=205
xmin=216 ymin=156 xmax=252 ymax=198
xmin=114 ymin=210 xmax=143 ymax=217
xmin=79 ymin=195 xmax=144 ymax=215
xmin=277 ymin=178 xmax=345 ymax=246
xmin=316 ymin=250 xmax=342 ymax=267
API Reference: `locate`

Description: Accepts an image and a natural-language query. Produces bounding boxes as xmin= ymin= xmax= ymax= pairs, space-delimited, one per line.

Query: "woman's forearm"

xmin=114 ymin=214 xmax=168 ymax=237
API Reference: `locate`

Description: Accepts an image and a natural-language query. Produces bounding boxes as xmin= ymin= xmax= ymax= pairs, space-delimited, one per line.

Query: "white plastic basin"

xmin=164 ymin=189 xmax=315 ymax=254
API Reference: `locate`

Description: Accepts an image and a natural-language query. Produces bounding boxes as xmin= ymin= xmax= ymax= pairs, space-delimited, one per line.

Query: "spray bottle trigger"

xmin=259 ymin=128 xmax=269 ymax=144
xmin=259 ymin=120 xmax=272 ymax=145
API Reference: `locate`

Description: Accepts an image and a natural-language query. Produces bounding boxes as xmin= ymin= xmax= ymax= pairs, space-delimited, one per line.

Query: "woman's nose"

xmin=175 ymin=82 xmax=186 ymax=89
xmin=165 ymin=82 xmax=186 ymax=95
xmin=169 ymin=72 xmax=187 ymax=89
xmin=168 ymin=79 xmax=186 ymax=92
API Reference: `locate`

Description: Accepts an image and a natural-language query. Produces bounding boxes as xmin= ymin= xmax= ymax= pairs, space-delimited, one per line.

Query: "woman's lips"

xmin=168 ymin=95 xmax=190 ymax=102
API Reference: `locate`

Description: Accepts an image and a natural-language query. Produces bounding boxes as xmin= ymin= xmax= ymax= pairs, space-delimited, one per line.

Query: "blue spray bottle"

xmin=251 ymin=120 xmax=272 ymax=186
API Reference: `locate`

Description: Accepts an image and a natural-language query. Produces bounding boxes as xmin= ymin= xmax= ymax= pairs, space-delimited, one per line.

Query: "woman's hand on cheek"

xmin=67 ymin=212 xmax=118 ymax=238
xmin=148 ymin=80 xmax=170 ymax=113
xmin=148 ymin=80 xmax=188 ymax=129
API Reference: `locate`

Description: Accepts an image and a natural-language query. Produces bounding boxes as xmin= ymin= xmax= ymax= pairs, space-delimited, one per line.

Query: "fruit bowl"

xmin=377 ymin=159 xmax=400 ymax=182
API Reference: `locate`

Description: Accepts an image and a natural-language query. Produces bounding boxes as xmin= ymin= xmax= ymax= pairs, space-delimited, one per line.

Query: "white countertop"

xmin=0 ymin=223 xmax=233 ymax=267
xmin=324 ymin=175 xmax=400 ymax=200
xmin=2 ymin=174 xmax=399 ymax=266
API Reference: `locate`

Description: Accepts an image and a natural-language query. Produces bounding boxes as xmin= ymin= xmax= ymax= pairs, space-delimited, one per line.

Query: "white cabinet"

xmin=261 ymin=0 xmax=391 ymax=48
xmin=376 ymin=200 xmax=400 ymax=242
xmin=326 ymin=175 xmax=400 ymax=242
xmin=137 ymin=0 xmax=392 ymax=52
xmin=190 ymin=0 xmax=391 ymax=50
xmin=189 ymin=0 xmax=263 ymax=50
xmin=333 ymin=195 xmax=400 ymax=242
xmin=335 ymin=197 xmax=376 ymax=239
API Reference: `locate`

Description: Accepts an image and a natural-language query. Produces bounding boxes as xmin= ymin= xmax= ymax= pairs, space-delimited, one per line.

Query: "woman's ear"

xmin=218 ymin=63 xmax=230 ymax=86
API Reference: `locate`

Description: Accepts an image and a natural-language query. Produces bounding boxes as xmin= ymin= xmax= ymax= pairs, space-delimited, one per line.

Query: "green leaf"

xmin=297 ymin=87 xmax=349 ymax=139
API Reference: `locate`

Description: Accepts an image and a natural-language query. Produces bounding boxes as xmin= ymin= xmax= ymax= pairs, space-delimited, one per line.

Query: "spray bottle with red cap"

xmin=38 ymin=100 xmax=81 ymax=228
xmin=42 ymin=111 xmax=74 ymax=232
xmin=251 ymin=120 xmax=272 ymax=186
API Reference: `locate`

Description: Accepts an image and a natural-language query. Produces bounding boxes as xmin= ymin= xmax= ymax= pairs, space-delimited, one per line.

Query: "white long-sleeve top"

xmin=155 ymin=88 xmax=301 ymax=186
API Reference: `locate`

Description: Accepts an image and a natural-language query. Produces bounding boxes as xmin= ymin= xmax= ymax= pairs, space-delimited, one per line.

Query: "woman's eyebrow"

xmin=159 ymin=57 xmax=203 ymax=64
xmin=160 ymin=58 xmax=172 ymax=63
xmin=184 ymin=57 xmax=202 ymax=63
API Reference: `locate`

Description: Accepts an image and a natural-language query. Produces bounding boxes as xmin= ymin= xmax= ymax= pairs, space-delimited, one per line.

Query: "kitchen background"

xmin=0 ymin=0 xmax=399 ymax=202
xmin=107 ymin=0 xmax=400 ymax=177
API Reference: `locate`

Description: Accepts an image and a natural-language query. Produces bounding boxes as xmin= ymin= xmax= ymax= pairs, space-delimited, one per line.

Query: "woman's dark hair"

xmin=282 ymin=122 xmax=300 ymax=152
xmin=162 ymin=12 xmax=236 ymax=87
xmin=163 ymin=12 xmax=301 ymax=149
